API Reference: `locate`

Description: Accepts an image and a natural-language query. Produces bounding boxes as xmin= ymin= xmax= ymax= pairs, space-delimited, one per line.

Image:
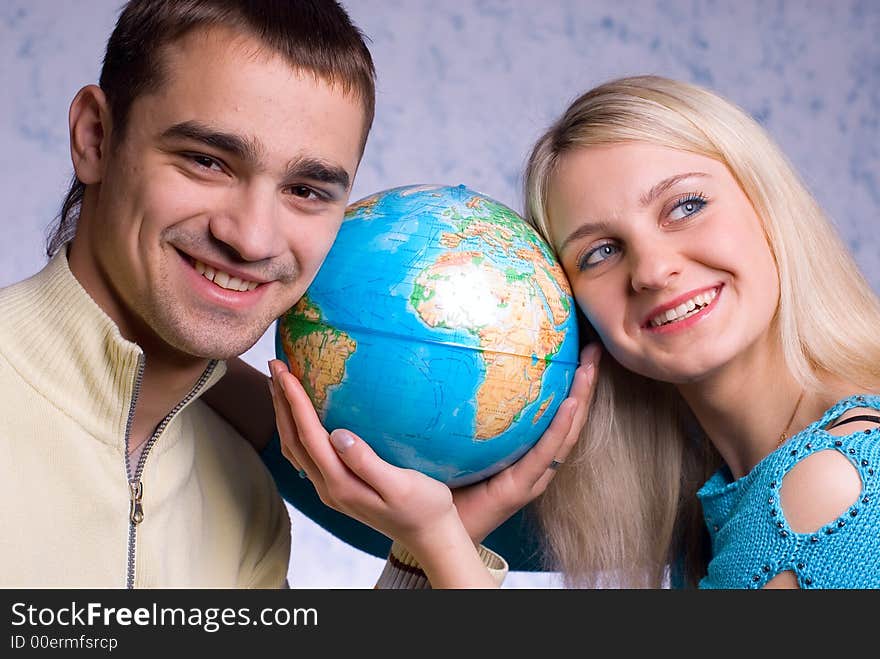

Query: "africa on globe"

xmin=276 ymin=184 xmax=579 ymax=487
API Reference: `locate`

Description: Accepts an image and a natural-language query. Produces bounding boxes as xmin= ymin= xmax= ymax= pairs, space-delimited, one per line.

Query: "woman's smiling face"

xmin=546 ymin=142 xmax=780 ymax=384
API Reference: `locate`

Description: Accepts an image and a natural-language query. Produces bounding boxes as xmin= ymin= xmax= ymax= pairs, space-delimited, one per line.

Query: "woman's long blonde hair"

xmin=524 ymin=75 xmax=880 ymax=587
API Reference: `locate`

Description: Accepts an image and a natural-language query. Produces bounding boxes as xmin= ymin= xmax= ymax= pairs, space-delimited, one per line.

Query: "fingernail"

xmin=579 ymin=359 xmax=598 ymax=388
xmin=330 ymin=429 xmax=356 ymax=453
xmin=583 ymin=343 xmax=601 ymax=369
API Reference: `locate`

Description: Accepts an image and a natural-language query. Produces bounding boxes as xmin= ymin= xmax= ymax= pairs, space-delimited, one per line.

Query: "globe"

xmin=275 ymin=184 xmax=580 ymax=487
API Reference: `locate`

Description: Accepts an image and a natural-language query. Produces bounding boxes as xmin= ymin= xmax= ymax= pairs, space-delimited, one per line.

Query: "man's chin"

xmin=188 ymin=337 xmax=264 ymax=361
xmin=162 ymin=327 xmax=268 ymax=362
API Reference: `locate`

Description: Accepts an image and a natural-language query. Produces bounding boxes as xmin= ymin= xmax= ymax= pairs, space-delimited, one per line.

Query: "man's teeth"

xmin=650 ymin=288 xmax=718 ymax=327
xmin=193 ymin=260 xmax=259 ymax=292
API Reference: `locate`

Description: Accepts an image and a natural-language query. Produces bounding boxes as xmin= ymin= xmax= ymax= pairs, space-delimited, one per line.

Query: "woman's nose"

xmin=628 ymin=242 xmax=681 ymax=292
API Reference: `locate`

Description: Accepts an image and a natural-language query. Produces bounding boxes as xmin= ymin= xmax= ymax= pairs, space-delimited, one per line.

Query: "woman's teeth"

xmin=649 ymin=288 xmax=718 ymax=327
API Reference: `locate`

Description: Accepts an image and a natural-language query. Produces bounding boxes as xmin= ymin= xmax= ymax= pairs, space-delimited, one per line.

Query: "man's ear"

xmin=69 ymin=84 xmax=112 ymax=185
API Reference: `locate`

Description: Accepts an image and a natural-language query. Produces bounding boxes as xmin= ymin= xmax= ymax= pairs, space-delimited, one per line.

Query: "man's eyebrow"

xmin=161 ymin=121 xmax=260 ymax=164
xmin=284 ymin=157 xmax=351 ymax=191
xmin=639 ymin=172 xmax=709 ymax=207
xmin=160 ymin=122 xmax=351 ymax=190
xmin=557 ymin=221 xmax=612 ymax=254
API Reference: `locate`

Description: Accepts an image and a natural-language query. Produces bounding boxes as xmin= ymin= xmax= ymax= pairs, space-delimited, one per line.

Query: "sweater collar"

xmin=0 ymin=248 xmax=227 ymax=449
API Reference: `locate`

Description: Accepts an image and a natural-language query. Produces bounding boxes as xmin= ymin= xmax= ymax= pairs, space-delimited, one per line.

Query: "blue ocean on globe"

xmin=276 ymin=184 xmax=579 ymax=487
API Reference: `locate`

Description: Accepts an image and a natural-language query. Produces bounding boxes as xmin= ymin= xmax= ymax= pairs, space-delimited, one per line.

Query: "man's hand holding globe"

xmin=268 ymin=342 xmax=598 ymax=587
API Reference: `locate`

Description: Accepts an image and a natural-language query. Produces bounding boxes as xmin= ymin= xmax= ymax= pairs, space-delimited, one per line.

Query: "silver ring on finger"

xmin=549 ymin=458 xmax=565 ymax=471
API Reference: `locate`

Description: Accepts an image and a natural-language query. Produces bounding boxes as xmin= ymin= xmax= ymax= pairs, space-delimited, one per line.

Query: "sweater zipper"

xmin=123 ymin=357 xmax=219 ymax=589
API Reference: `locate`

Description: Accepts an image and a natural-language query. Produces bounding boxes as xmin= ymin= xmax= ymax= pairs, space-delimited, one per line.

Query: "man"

xmin=0 ymin=0 xmax=374 ymax=588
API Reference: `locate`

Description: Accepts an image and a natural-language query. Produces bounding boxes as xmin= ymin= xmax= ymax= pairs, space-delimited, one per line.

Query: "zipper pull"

xmin=129 ymin=481 xmax=144 ymax=525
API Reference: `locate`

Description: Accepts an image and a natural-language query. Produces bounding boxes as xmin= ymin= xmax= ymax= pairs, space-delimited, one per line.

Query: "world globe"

xmin=275 ymin=184 xmax=580 ymax=487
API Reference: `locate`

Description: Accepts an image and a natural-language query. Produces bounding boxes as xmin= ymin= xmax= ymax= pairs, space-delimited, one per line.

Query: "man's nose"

xmin=628 ymin=240 xmax=681 ymax=292
xmin=210 ymin=183 xmax=284 ymax=262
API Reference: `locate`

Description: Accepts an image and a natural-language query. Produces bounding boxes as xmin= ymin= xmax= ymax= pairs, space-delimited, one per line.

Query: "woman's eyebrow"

xmin=558 ymin=220 xmax=612 ymax=253
xmin=557 ymin=172 xmax=711 ymax=253
xmin=639 ymin=172 xmax=709 ymax=207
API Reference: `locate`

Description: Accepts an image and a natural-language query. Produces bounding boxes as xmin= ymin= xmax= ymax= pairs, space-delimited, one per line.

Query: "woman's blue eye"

xmin=669 ymin=195 xmax=707 ymax=221
xmin=578 ymin=242 xmax=620 ymax=270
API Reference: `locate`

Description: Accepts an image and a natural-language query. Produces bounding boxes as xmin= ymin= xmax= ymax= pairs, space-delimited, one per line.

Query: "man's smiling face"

xmin=71 ymin=26 xmax=365 ymax=360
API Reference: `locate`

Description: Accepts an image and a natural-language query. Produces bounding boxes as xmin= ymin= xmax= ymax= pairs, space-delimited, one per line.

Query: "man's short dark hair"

xmin=47 ymin=0 xmax=376 ymax=257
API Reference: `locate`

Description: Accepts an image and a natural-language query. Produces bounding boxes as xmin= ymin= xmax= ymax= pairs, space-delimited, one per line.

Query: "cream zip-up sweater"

xmin=0 ymin=250 xmax=290 ymax=587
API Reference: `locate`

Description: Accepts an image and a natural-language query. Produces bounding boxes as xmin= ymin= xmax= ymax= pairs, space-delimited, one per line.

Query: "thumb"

xmin=329 ymin=428 xmax=402 ymax=497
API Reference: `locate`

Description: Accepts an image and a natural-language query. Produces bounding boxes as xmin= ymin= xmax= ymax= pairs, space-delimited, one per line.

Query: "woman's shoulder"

xmin=781 ymin=393 xmax=880 ymax=539
xmin=778 ymin=444 xmax=865 ymax=534
xmin=812 ymin=393 xmax=880 ymax=429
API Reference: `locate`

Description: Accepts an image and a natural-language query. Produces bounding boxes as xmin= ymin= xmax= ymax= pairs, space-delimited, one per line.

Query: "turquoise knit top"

xmin=697 ymin=394 xmax=880 ymax=589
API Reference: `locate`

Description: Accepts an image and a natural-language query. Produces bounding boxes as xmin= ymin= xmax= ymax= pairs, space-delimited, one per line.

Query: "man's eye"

xmin=287 ymin=185 xmax=321 ymax=200
xmin=190 ymin=154 xmax=222 ymax=171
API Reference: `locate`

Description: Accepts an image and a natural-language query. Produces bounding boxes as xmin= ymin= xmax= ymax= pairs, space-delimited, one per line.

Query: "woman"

xmin=520 ymin=75 xmax=880 ymax=588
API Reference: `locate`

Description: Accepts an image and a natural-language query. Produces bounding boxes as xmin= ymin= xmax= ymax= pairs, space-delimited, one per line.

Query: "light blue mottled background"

xmin=1 ymin=0 xmax=877 ymax=587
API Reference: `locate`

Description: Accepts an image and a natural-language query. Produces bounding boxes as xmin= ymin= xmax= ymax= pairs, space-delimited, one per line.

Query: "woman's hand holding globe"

xmin=447 ymin=343 xmax=599 ymax=545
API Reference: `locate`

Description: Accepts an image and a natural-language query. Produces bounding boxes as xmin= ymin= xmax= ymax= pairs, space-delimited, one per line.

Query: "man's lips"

xmin=175 ymin=248 xmax=269 ymax=292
